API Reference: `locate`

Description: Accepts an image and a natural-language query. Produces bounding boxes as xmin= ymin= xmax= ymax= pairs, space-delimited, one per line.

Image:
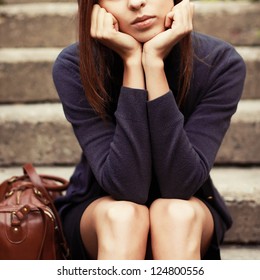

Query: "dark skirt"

xmin=61 ymin=196 xmax=227 ymax=260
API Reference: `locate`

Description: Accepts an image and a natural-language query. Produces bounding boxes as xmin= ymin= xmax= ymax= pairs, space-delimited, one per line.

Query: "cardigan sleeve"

xmin=52 ymin=48 xmax=151 ymax=204
xmin=147 ymin=43 xmax=246 ymax=199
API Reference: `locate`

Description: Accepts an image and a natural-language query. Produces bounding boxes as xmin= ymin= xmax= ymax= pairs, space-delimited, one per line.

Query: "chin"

xmin=134 ymin=29 xmax=164 ymax=43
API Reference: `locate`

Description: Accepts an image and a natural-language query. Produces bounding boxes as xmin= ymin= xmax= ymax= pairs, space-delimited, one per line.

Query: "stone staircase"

xmin=0 ymin=0 xmax=259 ymax=259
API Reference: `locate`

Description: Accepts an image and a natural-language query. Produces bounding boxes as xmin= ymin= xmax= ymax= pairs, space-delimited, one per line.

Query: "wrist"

xmin=142 ymin=53 xmax=164 ymax=71
xmin=142 ymin=56 xmax=169 ymax=101
xmin=123 ymin=55 xmax=145 ymax=89
xmin=124 ymin=48 xmax=142 ymax=67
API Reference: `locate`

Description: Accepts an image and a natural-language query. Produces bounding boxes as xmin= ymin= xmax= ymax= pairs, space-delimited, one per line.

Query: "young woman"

xmin=53 ymin=0 xmax=246 ymax=259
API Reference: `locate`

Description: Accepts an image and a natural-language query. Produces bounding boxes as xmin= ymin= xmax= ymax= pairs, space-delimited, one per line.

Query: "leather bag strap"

xmin=23 ymin=163 xmax=68 ymax=191
xmin=23 ymin=163 xmax=44 ymax=189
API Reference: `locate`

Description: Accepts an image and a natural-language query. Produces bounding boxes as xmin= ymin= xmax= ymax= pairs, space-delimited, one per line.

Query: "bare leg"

xmin=150 ymin=197 xmax=214 ymax=259
xmin=80 ymin=196 xmax=150 ymax=259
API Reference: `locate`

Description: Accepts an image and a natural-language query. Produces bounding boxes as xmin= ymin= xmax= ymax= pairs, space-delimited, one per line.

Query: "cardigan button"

xmin=207 ymin=196 xmax=213 ymax=200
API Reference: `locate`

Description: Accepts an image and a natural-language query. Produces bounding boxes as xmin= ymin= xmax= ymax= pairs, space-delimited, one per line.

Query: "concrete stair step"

xmin=211 ymin=167 xmax=260 ymax=244
xmin=0 ymin=166 xmax=259 ymax=245
xmin=0 ymin=103 xmax=81 ymax=165
xmin=193 ymin=1 xmax=260 ymax=46
xmin=0 ymin=3 xmax=78 ymax=48
xmin=216 ymin=100 xmax=260 ymax=165
xmin=0 ymin=48 xmax=61 ymax=103
xmin=220 ymin=245 xmax=260 ymax=260
xmin=0 ymin=3 xmax=71 ymax=101
xmin=0 ymin=47 xmax=259 ymax=103
xmin=236 ymin=47 xmax=260 ymax=100
xmin=0 ymin=100 xmax=259 ymax=165
xmin=0 ymin=2 xmax=259 ymax=48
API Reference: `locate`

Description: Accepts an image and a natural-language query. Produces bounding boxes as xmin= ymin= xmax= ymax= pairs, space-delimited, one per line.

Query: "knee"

xmin=150 ymin=198 xmax=207 ymax=259
xmin=103 ymin=201 xmax=150 ymax=232
xmin=89 ymin=199 xmax=149 ymax=259
xmin=150 ymin=198 xmax=197 ymax=227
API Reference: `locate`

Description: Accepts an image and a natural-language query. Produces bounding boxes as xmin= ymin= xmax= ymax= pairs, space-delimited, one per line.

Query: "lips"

xmin=131 ymin=15 xmax=156 ymax=29
xmin=131 ymin=15 xmax=155 ymax=25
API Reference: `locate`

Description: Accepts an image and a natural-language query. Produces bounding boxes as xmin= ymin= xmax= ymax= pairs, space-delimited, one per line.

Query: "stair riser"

xmin=224 ymin=202 xmax=260 ymax=243
xmin=243 ymin=57 xmax=260 ymax=99
xmin=216 ymin=121 xmax=260 ymax=165
xmin=0 ymin=121 xmax=81 ymax=165
xmin=0 ymin=61 xmax=57 ymax=103
xmin=194 ymin=2 xmax=260 ymax=46
xmin=0 ymin=8 xmax=77 ymax=47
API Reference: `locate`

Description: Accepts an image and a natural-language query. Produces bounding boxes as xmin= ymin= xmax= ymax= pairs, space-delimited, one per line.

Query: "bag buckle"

xmin=11 ymin=205 xmax=31 ymax=227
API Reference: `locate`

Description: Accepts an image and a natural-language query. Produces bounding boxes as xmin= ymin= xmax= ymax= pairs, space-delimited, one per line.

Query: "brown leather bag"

xmin=0 ymin=163 xmax=70 ymax=260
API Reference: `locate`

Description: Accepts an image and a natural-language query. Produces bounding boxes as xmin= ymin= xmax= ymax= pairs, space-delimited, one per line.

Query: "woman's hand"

xmin=142 ymin=0 xmax=194 ymax=68
xmin=91 ymin=4 xmax=142 ymax=65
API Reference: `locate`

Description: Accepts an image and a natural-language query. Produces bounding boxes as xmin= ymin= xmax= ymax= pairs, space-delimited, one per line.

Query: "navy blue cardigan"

xmin=52 ymin=33 xmax=246 ymax=230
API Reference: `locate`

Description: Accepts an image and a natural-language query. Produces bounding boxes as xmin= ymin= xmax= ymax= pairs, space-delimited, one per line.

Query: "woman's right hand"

xmin=91 ymin=4 xmax=142 ymax=65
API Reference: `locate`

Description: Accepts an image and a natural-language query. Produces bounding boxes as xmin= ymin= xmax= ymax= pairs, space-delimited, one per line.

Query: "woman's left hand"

xmin=142 ymin=0 xmax=194 ymax=67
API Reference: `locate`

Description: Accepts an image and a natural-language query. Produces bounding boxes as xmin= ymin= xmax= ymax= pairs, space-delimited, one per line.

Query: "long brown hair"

xmin=78 ymin=0 xmax=193 ymax=118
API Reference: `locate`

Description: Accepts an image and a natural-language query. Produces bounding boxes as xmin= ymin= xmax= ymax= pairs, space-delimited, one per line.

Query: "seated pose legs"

xmin=80 ymin=196 xmax=214 ymax=259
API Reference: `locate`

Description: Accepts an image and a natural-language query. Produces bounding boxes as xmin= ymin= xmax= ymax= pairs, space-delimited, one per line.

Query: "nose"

xmin=128 ymin=0 xmax=146 ymax=10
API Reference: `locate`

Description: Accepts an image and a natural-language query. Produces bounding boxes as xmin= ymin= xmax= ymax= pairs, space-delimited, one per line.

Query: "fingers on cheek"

xmin=96 ymin=8 xmax=106 ymax=38
xmin=91 ymin=10 xmax=115 ymax=39
xmin=186 ymin=3 xmax=194 ymax=32
xmin=171 ymin=3 xmax=193 ymax=33
xmin=165 ymin=12 xmax=174 ymax=28
xmin=183 ymin=1 xmax=194 ymax=26
xmin=90 ymin=5 xmax=99 ymax=37
xmin=91 ymin=7 xmax=106 ymax=38
xmin=165 ymin=0 xmax=193 ymax=27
